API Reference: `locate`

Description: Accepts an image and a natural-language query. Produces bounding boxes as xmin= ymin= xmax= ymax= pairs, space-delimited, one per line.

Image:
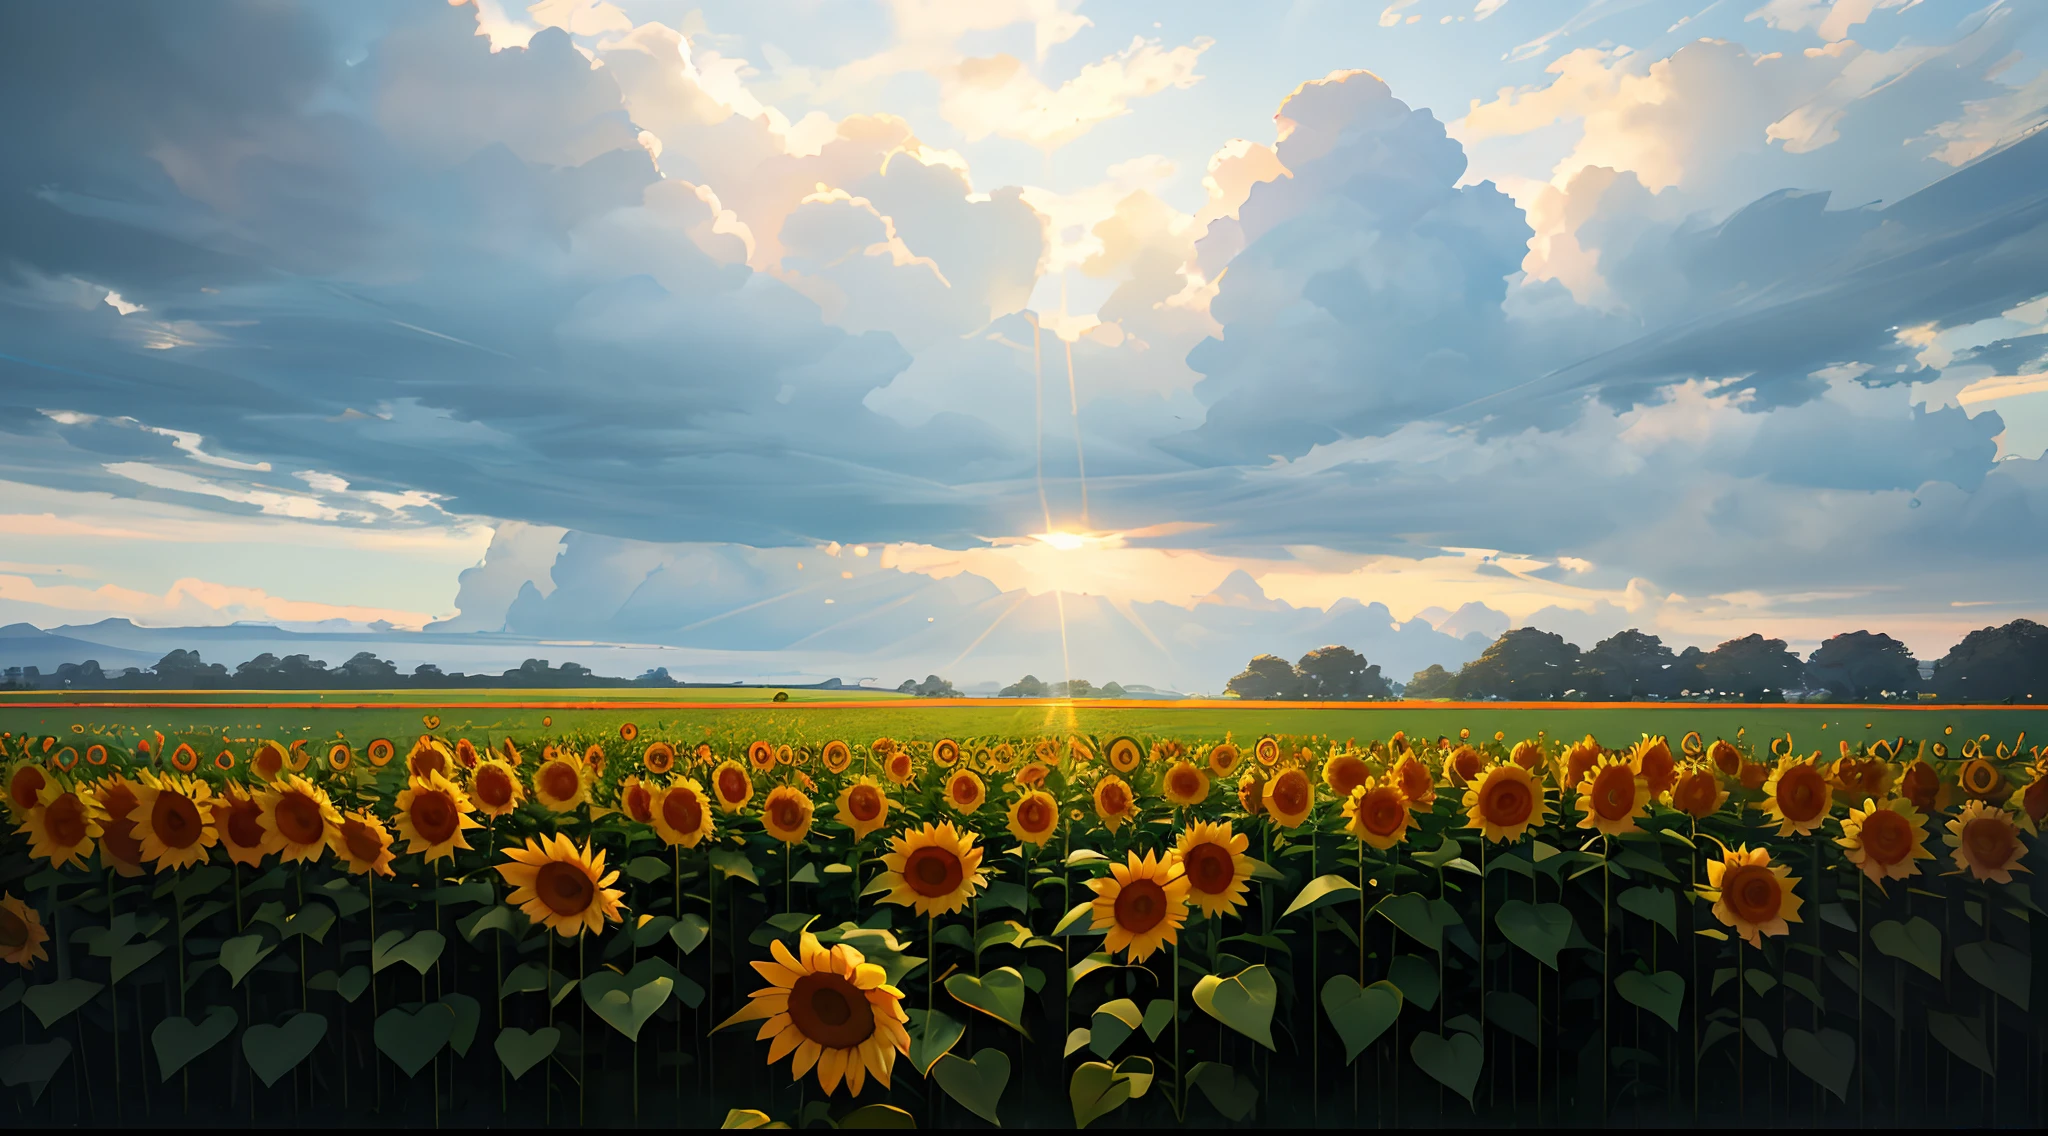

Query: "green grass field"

xmin=4 ymin=689 xmax=2042 ymax=754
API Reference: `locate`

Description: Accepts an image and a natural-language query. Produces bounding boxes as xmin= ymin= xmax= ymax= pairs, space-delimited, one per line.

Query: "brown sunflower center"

xmin=788 ymin=971 xmax=876 ymax=1049
xmin=1114 ymin=879 xmax=1167 ymax=933
xmin=10 ymin=766 xmax=46 ymax=812
xmin=1675 ymin=774 xmax=1716 ymax=817
xmin=718 ymin=768 xmax=749 ymax=802
xmin=904 ymin=846 xmax=964 ymax=897
xmin=539 ymin=761 xmax=580 ymax=802
xmin=1962 ymin=761 xmax=2000 ymax=796
xmin=225 ymin=800 xmax=265 ymax=850
xmin=847 ymin=786 xmax=882 ymax=822
xmin=1860 ymin=809 xmax=1913 ymax=865
xmin=1900 ymin=764 xmax=1938 ymax=808
xmin=1328 ymin=758 xmax=1366 ymax=797
xmin=151 ymin=790 xmax=203 ymax=849
xmin=0 ymin=908 xmax=27 ymax=950
xmin=1637 ymin=746 xmax=1673 ymax=791
xmin=1398 ymin=762 xmax=1431 ymax=801
xmin=1170 ymin=769 xmax=1202 ymax=799
xmin=661 ymin=788 xmax=703 ymax=834
xmin=951 ymin=776 xmax=979 ymax=805
xmin=1182 ymin=842 xmax=1236 ymax=895
xmin=1724 ymin=864 xmax=1782 ymax=924
xmin=1592 ymin=766 xmax=1637 ymax=821
xmin=99 ymin=785 xmax=143 ymax=863
xmin=1453 ymin=749 xmax=1484 ymax=782
xmin=1364 ymin=790 xmax=1406 ymax=837
xmin=616 ymin=784 xmax=650 ymax=823
xmin=341 ymin=819 xmax=384 ymax=865
xmin=411 ymin=791 xmax=459 ymax=843
xmin=889 ymin=754 xmax=911 ymax=778
xmin=1016 ymin=796 xmax=1051 ymax=833
xmin=475 ymin=766 xmax=515 ymax=808
xmin=1481 ymin=778 xmax=1533 ymax=828
xmin=1099 ymin=783 xmax=1131 ymax=815
xmin=2025 ymin=778 xmax=2048 ymax=823
xmin=1962 ymin=816 xmax=2013 ymax=867
xmin=276 ymin=792 xmax=326 ymax=846
xmin=770 ymin=795 xmax=807 ymax=832
xmin=1271 ymin=773 xmax=1308 ymax=815
xmin=1777 ymin=768 xmax=1825 ymax=821
xmin=47 ymin=793 xmax=89 ymax=847
xmin=255 ymin=749 xmax=283 ymax=779
xmin=536 ymin=859 xmax=596 ymax=916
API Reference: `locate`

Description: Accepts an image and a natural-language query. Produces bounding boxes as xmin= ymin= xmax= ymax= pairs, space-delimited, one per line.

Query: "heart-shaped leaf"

xmin=243 ymin=1012 xmax=327 ymax=1087
xmin=721 ymin=1109 xmax=777 ymax=1129
xmin=1064 ymin=1028 xmax=1091 ymax=1056
xmin=1494 ymin=901 xmax=1573 ymax=969
xmin=1069 ymin=1061 xmax=1134 ymax=1129
xmin=905 ymin=1008 xmax=965 ymax=1076
xmin=1926 ymin=1010 xmax=1993 ymax=1075
xmin=627 ymin=855 xmax=670 ymax=884
xmin=280 ymin=901 xmax=335 ymax=944
xmin=1140 ymin=998 xmax=1173 ymax=1041
xmin=1320 ymin=975 xmax=1403 ymax=1064
xmin=582 ymin=971 xmax=672 ymax=1042
xmin=1192 ymin=965 xmax=1276 ymax=1050
xmin=112 ymin=941 xmax=163 ymax=983
xmin=375 ymin=1003 xmax=453 ymax=1077
xmin=442 ymin=992 xmax=481 ymax=1056
xmin=0 ymin=1039 xmax=70 ymax=1101
xmin=1282 ymin=874 xmax=1360 ymax=919
xmin=494 ymin=1026 xmax=560 ymax=1080
xmin=460 ymin=905 xmax=522 ymax=942
xmin=839 ymin=1103 xmax=916 ymax=1128
xmin=1187 ymin=1061 xmax=1258 ymax=1121
xmin=1387 ymin=954 xmax=1439 ymax=1012
xmin=1870 ymin=917 xmax=1941 ymax=979
xmin=835 ymin=926 xmax=926 ymax=986
xmin=933 ymin=1048 xmax=1010 ymax=1125
xmin=372 ymin=929 xmax=447 ymax=975
xmin=1374 ymin=893 xmax=1441 ymax=952
xmin=1410 ymin=1029 xmax=1483 ymax=1106
xmin=1783 ymin=1027 xmax=1854 ymax=1102
xmin=219 ymin=934 xmax=276 ymax=987
xmin=946 ymin=966 xmax=1030 ymax=1037
xmin=1955 ymin=941 xmax=2029 ymax=1010
xmin=1617 ymin=886 xmax=1677 ymax=938
xmin=1089 ymin=998 xmax=1141 ymax=1058
xmin=152 ymin=1005 xmax=236 ymax=1080
xmin=670 ymin=913 xmax=711 ymax=954
xmin=24 ymin=979 xmax=103 ymax=1029
xmin=1615 ymin=970 xmax=1684 ymax=1030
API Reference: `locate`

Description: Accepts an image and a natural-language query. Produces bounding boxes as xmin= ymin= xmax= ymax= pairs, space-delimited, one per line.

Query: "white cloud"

xmin=938 ymin=36 xmax=1213 ymax=151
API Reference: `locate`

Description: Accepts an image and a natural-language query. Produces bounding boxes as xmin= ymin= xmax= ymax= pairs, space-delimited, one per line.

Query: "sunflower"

xmin=18 ymin=779 xmax=103 ymax=870
xmin=1174 ymin=821 xmax=1252 ymax=917
xmin=1560 ymin=737 xmax=1603 ymax=794
xmin=883 ymin=748 xmax=914 ymax=787
xmin=1897 ymin=759 xmax=1946 ymax=813
xmin=2017 ymin=767 xmax=2048 ymax=835
xmin=619 ymin=722 xmax=639 ymax=742
xmin=614 ymin=775 xmax=657 ymax=826
xmin=258 ymin=774 xmax=340 ymax=864
xmin=718 ymin=933 xmax=911 ymax=1097
xmin=836 ymin=777 xmax=892 ymax=842
xmin=498 ymin=738 xmax=525 ymax=767
xmin=1666 ymin=764 xmax=1728 ymax=820
xmin=365 ymin=738 xmax=396 ymax=767
xmin=1322 ymin=751 xmax=1371 ymax=801
xmin=1151 ymin=740 xmax=1185 ymax=767
xmin=943 ymin=769 xmax=986 ymax=815
xmin=532 ymin=750 xmax=592 ymax=814
xmin=1105 ymin=736 xmax=1142 ymax=774
xmin=1162 ymin=760 xmax=1211 ymax=807
xmin=1445 ymin=744 xmax=1487 ymax=788
xmin=875 ymin=822 xmax=987 ymax=917
xmin=1575 ymin=756 xmax=1649 ymax=837
xmin=1707 ymin=739 xmax=1742 ymax=776
xmin=328 ymin=809 xmax=394 ymax=876
xmin=1088 ymin=850 xmax=1190 ymax=962
xmin=1263 ymin=767 xmax=1315 ymax=830
xmin=640 ymin=778 xmax=711 ymax=848
xmin=1628 ymin=737 xmax=1678 ymax=798
xmin=986 ymin=743 xmax=1017 ymax=773
xmin=395 ymin=770 xmax=482 ymax=864
xmin=251 ymin=740 xmax=289 ymax=783
xmin=932 ymin=739 xmax=961 ymax=768
xmin=1068 ymin=737 xmax=1094 ymax=765
xmin=706 ymin=760 xmax=755 ymax=814
xmin=1844 ymin=757 xmax=1892 ymax=802
xmin=1738 ymin=760 xmax=1770 ymax=792
xmin=1016 ymin=762 xmax=1049 ymax=789
xmin=1 ymin=893 xmax=51 ymax=968
xmin=1092 ymin=775 xmax=1139 ymax=833
xmin=1464 ymin=762 xmax=1549 ymax=844
xmin=1957 ymin=758 xmax=2006 ymax=802
xmin=748 ymin=741 xmax=776 ymax=772
xmin=1237 ymin=771 xmax=1264 ymax=816
xmin=1837 ymin=797 xmax=1933 ymax=886
xmin=1760 ymin=758 xmax=1833 ymax=836
xmin=1509 ymin=740 xmax=1544 ymax=771
xmin=497 ymin=833 xmax=627 ymax=937
xmin=1343 ymin=777 xmax=1417 ymax=851
xmin=821 ymin=740 xmax=853 ymax=774
xmin=5 ymin=759 xmax=47 ymax=819
xmin=763 ymin=786 xmax=816 ymax=845
xmin=407 ymin=736 xmax=454 ymax=780
xmin=470 ymin=757 xmax=525 ymax=818
xmin=1006 ymin=790 xmax=1059 ymax=847
xmin=1945 ymin=800 xmax=2027 ymax=883
xmin=1207 ymin=743 xmax=1242 ymax=778
xmin=643 ymin=741 xmax=677 ymax=776
xmin=210 ymin=781 xmax=268 ymax=869
xmin=92 ymin=776 xmax=146 ymax=878
xmin=1253 ymin=736 xmax=1281 ymax=767
xmin=1702 ymin=844 xmax=1802 ymax=947
xmin=776 ymin=744 xmax=794 ymax=768
xmin=455 ymin=738 xmax=480 ymax=771
xmin=1390 ymin=752 xmax=1435 ymax=809
xmin=129 ymin=771 xmax=218 ymax=871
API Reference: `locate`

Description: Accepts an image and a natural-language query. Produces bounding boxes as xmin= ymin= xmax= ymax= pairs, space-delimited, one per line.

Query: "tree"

xmin=1295 ymin=645 xmax=1390 ymax=700
xmin=1226 ymin=654 xmax=1304 ymax=700
xmin=1805 ymin=631 xmax=1920 ymax=701
xmin=1050 ymin=679 xmax=1096 ymax=698
xmin=1000 ymin=674 xmax=1049 ymax=698
xmin=153 ymin=649 xmax=229 ymax=688
xmin=1576 ymin=630 xmax=1679 ymax=700
xmin=631 ymin=667 xmax=675 ymax=687
xmin=53 ymin=660 xmax=105 ymax=686
xmin=1670 ymin=646 xmax=1707 ymax=696
xmin=1698 ymin=635 xmax=1804 ymax=701
xmin=911 ymin=675 xmax=956 ymax=698
xmin=1455 ymin=628 xmax=1582 ymax=700
xmin=1931 ymin=619 xmax=2048 ymax=702
xmin=337 ymin=652 xmax=400 ymax=686
xmin=1100 ymin=682 xmax=1127 ymax=699
xmin=1406 ymin=664 xmax=1457 ymax=699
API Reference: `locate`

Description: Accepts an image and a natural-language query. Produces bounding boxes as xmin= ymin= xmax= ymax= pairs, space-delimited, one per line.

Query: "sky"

xmin=2 ymin=0 xmax=2047 ymax=688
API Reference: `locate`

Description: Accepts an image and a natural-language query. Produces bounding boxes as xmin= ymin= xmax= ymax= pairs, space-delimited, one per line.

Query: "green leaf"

xmin=632 ymin=915 xmax=677 ymax=948
xmin=375 ymin=1003 xmax=453 ymax=1077
xmin=709 ymin=849 xmax=757 ymax=884
xmin=1064 ymin=1027 xmax=1092 ymax=1057
xmin=1783 ymin=1027 xmax=1854 ymax=1102
xmin=670 ymin=913 xmax=711 ymax=954
xmin=1410 ymin=1030 xmax=1483 ymax=1106
xmin=111 ymin=941 xmax=163 ymax=983
xmin=1374 ymin=893 xmax=1441 ymax=952
xmin=980 ymin=880 xmax=1027 ymax=913
xmin=1954 ymin=941 xmax=2029 ymax=1010
xmin=1089 ymin=998 xmax=1142 ymax=1059
xmin=180 ymin=899 xmax=229 ymax=935
xmin=336 ymin=965 xmax=371 ymax=1003
xmin=1614 ymin=970 xmax=1684 ymax=1030
xmin=1320 ymin=975 xmax=1402 ymax=1064
xmin=835 ymin=926 xmax=925 ymax=986
xmin=430 ymin=879 xmax=494 ymax=906
xmin=151 ymin=1005 xmax=236 ymax=1080
xmin=1387 ymin=954 xmax=1439 ymax=1012
xmin=167 ymin=865 xmax=231 ymax=903
xmin=933 ymin=1048 xmax=1010 ymax=1125
xmin=320 ymin=877 xmax=371 ymax=917
xmin=279 ymin=900 xmax=335 ymax=944
xmin=1140 ymin=998 xmax=1173 ymax=1042
xmin=1191 ymin=965 xmax=1277 ymax=1050
xmin=219 ymin=934 xmax=276 ymax=987
xmin=1282 ymin=874 xmax=1360 ymax=919
xmin=721 ymin=1109 xmax=777 ymax=1129
xmin=23 ymin=978 xmax=103 ymax=1028
xmin=627 ymin=855 xmax=670 ymax=883
xmin=1066 ymin=847 xmax=1107 ymax=866
xmin=1068 ymin=952 xmax=1116 ymax=992
xmin=372 ymin=928 xmax=446 ymax=975
xmin=1742 ymin=1017 xmax=1777 ymax=1058
xmin=1616 ymin=886 xmax=1677 ymax=938
xmin=1052 ymin=901 xmax=1097 ymax=937
xmin=1926 ymin=1010 xmax=1994 ymax=1075
xmin=0 ymin=1040 xmax=70 ymax=1102
xmin=1485 ymin=991 xmax=1538 ymax=1044
xmin=905 ymin=1008 xmax=965 ymax=1076
xmin=1871 ymin=917 xmax=1941 ymax=978
xmin=1187 ymin=1061 xmax=1258 ymax=1121
xmin=945 ymin=967 xmax=1030 ymax=1037
xmin=1494 ymin=901 xmax=1572 ymax=969
xmin=1069 ymin=1061 xmax=1134 ymax=1129
xmin=839 ymin=1104 xmax=917 ymax=1128
xmin=1412 ymin=833 xmax=1465 ymax=869
xmin=442 ymin=992 xmax=481 ymax=1057
xmin=242 ymin=1012 xmax=327 ymax=1087
xmin=494 ymin=1026 xmax=560 ymax=1080
xmin=582 ymin=971 xmax=671 ymax=1042
xmin=459 ymin=904 xmax=522 ymax=942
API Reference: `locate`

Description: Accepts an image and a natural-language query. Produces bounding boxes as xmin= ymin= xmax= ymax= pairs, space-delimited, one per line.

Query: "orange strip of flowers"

xmin=0 ymin=698 xmax=2039 ymax=712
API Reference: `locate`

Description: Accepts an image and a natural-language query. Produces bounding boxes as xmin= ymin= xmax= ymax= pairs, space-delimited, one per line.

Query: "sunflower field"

xmin=2 ymin=721 xmax=2044 ymax=1128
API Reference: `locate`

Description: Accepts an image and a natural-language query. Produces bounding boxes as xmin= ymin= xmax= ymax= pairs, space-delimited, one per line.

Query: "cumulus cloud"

xmin=936 ymin=36 xmax=1213 ymax=150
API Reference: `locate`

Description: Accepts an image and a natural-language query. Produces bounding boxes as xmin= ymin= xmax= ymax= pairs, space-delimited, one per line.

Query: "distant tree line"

xmin=1223 ymin=646 xmax=1393 ymax=701
xmin=995 ymin=675 xmax=1129 ymax=699
xmin=0 ymin=652 xmax=744 ymax=691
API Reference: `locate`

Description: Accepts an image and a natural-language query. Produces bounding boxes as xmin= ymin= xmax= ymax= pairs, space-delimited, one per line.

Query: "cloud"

xmin=0 ymin=573 xmax=439 ymax=630
xmin=937 ymin=36 xmax=1213 ymax=151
